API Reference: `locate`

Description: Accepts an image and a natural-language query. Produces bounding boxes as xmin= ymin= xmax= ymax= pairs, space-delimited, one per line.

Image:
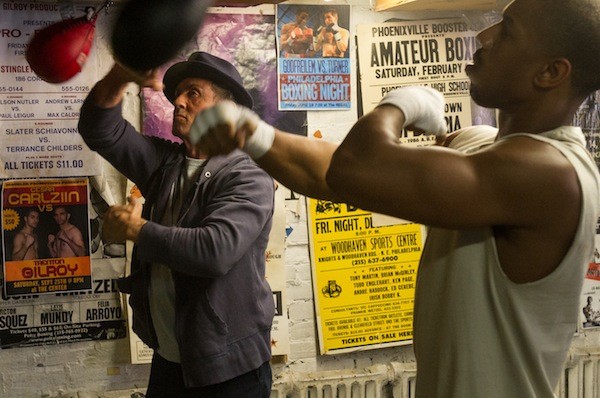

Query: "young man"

xmin=190 ymin=0 xmax=600 ymax=396
xmin=12 ymin=208 xmax=39 ymax=261
xmin=47 ymin=206 xmax=86 ymax=258
xmin=280 ymin=10 xmax=313 ymax=57
xmin=313 ymin=9 xmax=349 ymax=58
xmin=77 ymin=52 xmax=275 ymax=397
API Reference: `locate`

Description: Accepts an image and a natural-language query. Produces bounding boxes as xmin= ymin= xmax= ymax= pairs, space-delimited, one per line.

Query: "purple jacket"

xmin=78 ymin=99 xmax=275 ymax=387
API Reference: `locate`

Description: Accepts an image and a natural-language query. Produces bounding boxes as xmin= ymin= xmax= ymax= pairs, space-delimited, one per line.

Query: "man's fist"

xmin=191 ymin=101 xmax=276 ymax=159
xmin=377 ymin=86 xmax=447 ymax=137
xmin=326 ymin=23 xmax=340 ymax=33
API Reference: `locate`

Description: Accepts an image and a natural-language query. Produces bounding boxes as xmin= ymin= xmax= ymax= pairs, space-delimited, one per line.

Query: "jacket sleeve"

xmin=134 ymin=157 xmax=275 ymax=277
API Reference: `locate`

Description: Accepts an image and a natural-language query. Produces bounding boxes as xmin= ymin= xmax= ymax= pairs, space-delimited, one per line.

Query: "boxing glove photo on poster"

xmin=276 ymin=4 xmax=351 ymax=110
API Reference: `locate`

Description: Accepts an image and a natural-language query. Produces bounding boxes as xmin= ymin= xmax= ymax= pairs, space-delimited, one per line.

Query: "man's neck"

xmin=496 ymin=91 xmax=584 ymax=138
xmin=496 ymin=109 xmax=576 ymax=138
xmin=60 ymin=223 xmax=72 ymax=231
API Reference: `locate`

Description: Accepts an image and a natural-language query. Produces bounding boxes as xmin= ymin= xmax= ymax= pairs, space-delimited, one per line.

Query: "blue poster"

xmin=277 ymin=4 xmax=351 ymax=110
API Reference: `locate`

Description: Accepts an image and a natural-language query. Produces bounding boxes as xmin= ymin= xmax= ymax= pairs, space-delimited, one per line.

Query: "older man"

xmin=77 ymin=52 xmax=275 ymax=397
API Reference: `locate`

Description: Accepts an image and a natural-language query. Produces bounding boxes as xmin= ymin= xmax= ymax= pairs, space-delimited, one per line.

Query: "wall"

xmin=0 ymin=0 xmax=599 ymax=397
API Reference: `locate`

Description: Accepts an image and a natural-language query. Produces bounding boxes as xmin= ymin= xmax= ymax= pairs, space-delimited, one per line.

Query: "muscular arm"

xmin=327 ymin=105 xmax=580 ymax=231
xmin=12 ymin=233 xmax=33 ymax=261
xmin=256 ymin=132 xmax=341 ymax=201
xmin=87 ymin=63 xmax=162 ymax=109
xmin=105 ymin=160 xmax=276 ymax=278
xmin=280 ymin=23 xmax=295 ymax=45
xmin=47 ymin=234 xmax=57 ymax=257
xmin=195 ymin=90 xmax=583 ymax=282
xmin=334 ymin=28 xmax=350 ymax=54
xmin=58 ymin=227 xmax=86 ymax=257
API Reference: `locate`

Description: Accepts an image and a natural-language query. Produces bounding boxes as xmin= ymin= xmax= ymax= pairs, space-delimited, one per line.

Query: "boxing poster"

xmin=0 ymin=2 xmax=101 ymax=178
xmin=575 ymin=90 xmax=600 ymax=168
xmin=356 ymin=18 xmax=495 ymax=139
xmin=579 ymin=233 xmax=600 ymax=330
xmin=580 ymin=262 xmax=600 ymax=330
xmin=2 ymin=178 xmax=92 ymax=296
xmin=576 ymin=91 xmax=600 ymax=330
xmin=276 ymin=4 xmax=351 ymax=110
xmin=0 ymin=257 xmax=127 ymax=348
xmin=307 ymin=198 xmax=424 ymax=354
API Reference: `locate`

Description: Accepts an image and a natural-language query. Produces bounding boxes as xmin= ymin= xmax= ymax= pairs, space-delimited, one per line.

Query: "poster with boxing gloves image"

xmin=276 ymin=4 xmax=351 ymax=110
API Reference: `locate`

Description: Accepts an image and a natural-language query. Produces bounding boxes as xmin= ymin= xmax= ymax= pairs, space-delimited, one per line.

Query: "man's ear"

xmin=534 ymin=58 xmax=572 ymax=89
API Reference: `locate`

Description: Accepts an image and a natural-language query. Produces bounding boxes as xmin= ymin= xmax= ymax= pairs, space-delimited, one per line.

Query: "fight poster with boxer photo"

xmin=1 ymin=178 xmax=91 ymax=296
xmin=276 ymin=4 xmax=351 ymax=110
xmin=0 ymin=257 xmax=127 ymax=349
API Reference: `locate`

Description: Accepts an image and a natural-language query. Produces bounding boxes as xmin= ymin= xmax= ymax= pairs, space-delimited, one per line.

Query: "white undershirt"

xmin=149 ymin=157 xmax=206 ymax=363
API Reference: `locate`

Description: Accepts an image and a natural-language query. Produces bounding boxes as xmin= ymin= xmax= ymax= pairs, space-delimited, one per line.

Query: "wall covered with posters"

xmin=0 ymin=1 xmax=599 ymax=397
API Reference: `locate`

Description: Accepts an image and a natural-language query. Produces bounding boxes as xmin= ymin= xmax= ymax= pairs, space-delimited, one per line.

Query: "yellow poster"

xmin=307 ymin=198 xmax=424 ymax=354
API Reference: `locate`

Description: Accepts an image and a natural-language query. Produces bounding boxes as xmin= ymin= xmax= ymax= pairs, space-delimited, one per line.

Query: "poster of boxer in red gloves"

xmin=276 ymin=4 xmax=351 ymax=110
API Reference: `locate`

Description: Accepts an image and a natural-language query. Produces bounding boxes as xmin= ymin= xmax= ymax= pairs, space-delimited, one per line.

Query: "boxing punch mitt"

xmin=111 ymin=0 xmax=212 ymax=71
xmin=26 ymin=14 xmax=97 ymax=84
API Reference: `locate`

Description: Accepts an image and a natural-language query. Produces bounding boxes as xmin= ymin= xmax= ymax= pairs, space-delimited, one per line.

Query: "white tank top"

xmin=414 ymin=126 xmax=600 ymax=397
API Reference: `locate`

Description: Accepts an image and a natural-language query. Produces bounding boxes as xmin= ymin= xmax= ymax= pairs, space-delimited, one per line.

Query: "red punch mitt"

xmin=26 ymin=14 xmax=97 ymax=84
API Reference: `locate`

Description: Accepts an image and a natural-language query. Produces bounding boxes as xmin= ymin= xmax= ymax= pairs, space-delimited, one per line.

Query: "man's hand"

xmin=326 ymin=23 xmax=342 ymax=41
xmin=287 ymin=28 xmax=297 ymax=45
xmin=91 ymin=62 xmax=162 ymax=108
xmin=190 ymin=101 xmax=275 ymax=159
xmin=107 ymin=62 xmax=163 ymax=92
xmin=376 ymin=86 xmax=447 ymax=137
xmin=102 ymin=197 xmax=146 ymax=243
xmin=312 ymin=26 xmax=324 ymax=50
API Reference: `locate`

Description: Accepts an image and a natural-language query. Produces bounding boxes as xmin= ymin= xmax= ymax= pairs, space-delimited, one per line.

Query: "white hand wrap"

xmin=240 ymin=108 xmax=276 ymax=159
xmin=189 ymin=101 xmax=239 ymax=144
xmin=377 ymin=86 xmax=447 ymax=137
xmin=287 ymin=30 xmax=296 ymax=45
xmin=190 ymin=101 xmax=275 ymax=159
xmin=334 ymin=31 xmax=342 ymax=42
